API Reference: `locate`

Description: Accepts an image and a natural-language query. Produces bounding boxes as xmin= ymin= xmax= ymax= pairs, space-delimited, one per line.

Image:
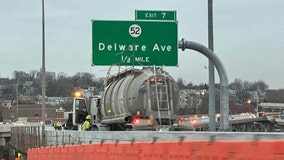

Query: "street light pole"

xmin=16 ymin=81 xmax=18 ymax=120
xmin=256 ymin=95 xmax=259 ymax=117
xmin=41 ymin=0 xmax=46 ymax=146
xmin=247 ymin=94 xmax=260 ymax=117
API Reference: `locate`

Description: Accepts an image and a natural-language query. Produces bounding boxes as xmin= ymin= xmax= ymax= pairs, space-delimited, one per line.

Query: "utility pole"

xmin=208 ymin=0 xmax=216 ymax=131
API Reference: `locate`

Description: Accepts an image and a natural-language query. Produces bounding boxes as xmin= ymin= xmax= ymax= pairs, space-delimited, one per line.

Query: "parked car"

xmin=3 ymin=119 xmax=12 ymax=124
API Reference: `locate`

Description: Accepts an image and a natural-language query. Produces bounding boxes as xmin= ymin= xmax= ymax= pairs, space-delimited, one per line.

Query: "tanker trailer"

xmin=89 ymin=67 xmax=195 ymax=131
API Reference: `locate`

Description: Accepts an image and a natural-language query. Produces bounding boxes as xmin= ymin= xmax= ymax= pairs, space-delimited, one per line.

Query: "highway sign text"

xmin=92 ymin=20 xmax=178 ymax=66
xmin=135 ymin=10 xmax=176 ymax=21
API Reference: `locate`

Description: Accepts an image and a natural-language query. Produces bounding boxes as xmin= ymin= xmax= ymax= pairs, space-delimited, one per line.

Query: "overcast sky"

xmin=1 ymin=0 xmax=283 ymax=89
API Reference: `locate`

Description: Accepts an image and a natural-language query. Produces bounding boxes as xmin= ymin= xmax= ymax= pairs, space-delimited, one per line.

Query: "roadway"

xmin=0 ymin=113 xmax=282 ymax=159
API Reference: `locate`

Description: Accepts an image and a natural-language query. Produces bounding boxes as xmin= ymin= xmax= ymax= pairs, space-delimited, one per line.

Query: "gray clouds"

xmin=0 ymin=0 xmax=283 ymax=89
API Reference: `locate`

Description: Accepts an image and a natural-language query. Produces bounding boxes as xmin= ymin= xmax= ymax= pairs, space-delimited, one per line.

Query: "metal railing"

xmin=45 ymin=131 xmax=80 ymax=146
xmin=9 ymin=126 xmax=81 ymax=154
xmin=9 ymin=126 xmax=42 ymax=154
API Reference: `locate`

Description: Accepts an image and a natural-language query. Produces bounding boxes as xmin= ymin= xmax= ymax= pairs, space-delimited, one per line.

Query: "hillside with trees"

xmin=1 ymin=70 xmax=283 ymax=116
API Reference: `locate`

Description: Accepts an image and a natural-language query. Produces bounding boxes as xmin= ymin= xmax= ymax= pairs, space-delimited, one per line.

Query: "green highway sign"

xmin=92 ymin=20 xmax=178 ymax=66
xmin=135 ymin=10 xmax=176 ymax=21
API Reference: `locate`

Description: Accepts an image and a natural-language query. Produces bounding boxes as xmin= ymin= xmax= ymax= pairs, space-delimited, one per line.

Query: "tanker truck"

xmin=65 ymin=67 xmax=194 ymax=131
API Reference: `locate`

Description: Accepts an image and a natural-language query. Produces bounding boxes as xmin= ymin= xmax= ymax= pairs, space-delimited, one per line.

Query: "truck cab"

xmin=65 ymin=90 xmax=88 ymax=130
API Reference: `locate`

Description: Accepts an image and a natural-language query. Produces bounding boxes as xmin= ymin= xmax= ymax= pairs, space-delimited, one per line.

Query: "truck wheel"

xmin=91 ymin=126 xmax=98 ymax=131
xmin=125 ymin=128 xmax=132 ymax=131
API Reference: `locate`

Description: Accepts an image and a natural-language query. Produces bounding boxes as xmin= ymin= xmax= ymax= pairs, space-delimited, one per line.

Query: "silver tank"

xmin=100 ymin=67 xmax=180 ymax=124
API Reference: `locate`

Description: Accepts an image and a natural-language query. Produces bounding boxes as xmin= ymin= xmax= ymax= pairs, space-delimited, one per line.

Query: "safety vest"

xmin=82 ymin=120 xmax=90 ymax=131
